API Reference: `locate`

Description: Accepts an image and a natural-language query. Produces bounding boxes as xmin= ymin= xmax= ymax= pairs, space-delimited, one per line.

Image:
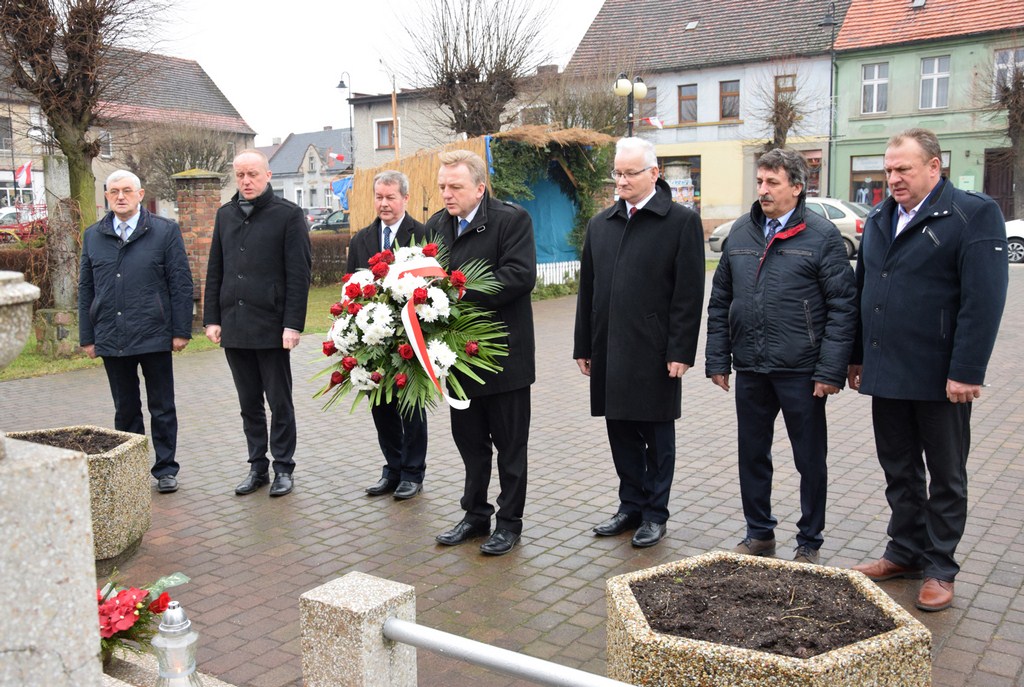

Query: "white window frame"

xmin=295 ymin=188 xmax=303 ymax=207
xmin=99 ymin=130 xmax=114 ymax=159
xmin=861 ymin=62 xmax=889 ymax=115
xmin=994 ymin=47 xmax=1024 ymax=97
xmin=919 ymin=55 xmax=950 ymax=109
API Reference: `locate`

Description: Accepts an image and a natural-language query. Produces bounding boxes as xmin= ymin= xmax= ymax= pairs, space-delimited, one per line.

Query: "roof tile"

xmin=835 ymin=0 xmax=1024 ymax=51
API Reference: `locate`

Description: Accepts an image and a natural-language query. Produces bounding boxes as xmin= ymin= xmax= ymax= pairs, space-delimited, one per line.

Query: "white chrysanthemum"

xmin=383 ymin=272 xmax=427 ymax=303
xmin=344 ymin=269 xmax=375 ymax=289
xmin=349 ymin=366 xmax=378 ymax=391
xmin=427 ymin=339 xmax=458 ymax=376
xmin=329 ymin=316 xmax=360 ymax=354
xmin=392 ymin=246 xmax=423 ymax=264
xmin=354 ymin=303 xmax=395 ymax=345
xmin=416 ymin=304 xmax=439 ymax=322
xmin=427 ymin=287 xmax=450 ymax=317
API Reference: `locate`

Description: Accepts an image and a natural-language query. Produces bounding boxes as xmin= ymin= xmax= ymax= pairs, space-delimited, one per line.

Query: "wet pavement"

xmin=2 ymin=268 xmax=1022 ymax=686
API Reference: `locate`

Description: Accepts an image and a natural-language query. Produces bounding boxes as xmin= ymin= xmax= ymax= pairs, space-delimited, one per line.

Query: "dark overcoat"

xmin=852 ymin=179 xmax=1008 ymax=401
xmin=573 ymin=178 xmax=705 ymax=422
xmin=79 ymin=209 xmax=193 ymax=357
xmin=203 ymin=185 xmax=312 ymax=349
xmin=425 ymin=192 xmax=536 ymax=397
xmin=347 ymin=214 xmax=426 ymax=272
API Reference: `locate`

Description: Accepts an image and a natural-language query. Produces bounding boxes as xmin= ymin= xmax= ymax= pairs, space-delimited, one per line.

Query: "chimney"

xmin=536 ymin=64 xmax=559 ymax=76
xmin=324 ymin=126 xmax=333 ymax=131
xmin=272 ymin=137 xmax=281 ymax=145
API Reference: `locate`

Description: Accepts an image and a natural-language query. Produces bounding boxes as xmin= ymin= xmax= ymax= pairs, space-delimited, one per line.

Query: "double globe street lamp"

xmin=613 ymin=73 xmax=648 ymax=137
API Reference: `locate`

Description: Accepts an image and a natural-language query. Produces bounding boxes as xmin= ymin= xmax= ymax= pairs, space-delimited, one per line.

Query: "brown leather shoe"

xmin=851 ymin=557 xmax=923 ymax=581
xmin=916 ymin=578 xmax=954 ymax=612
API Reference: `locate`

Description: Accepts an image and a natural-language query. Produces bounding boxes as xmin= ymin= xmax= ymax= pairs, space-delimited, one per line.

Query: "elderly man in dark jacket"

xmin=706 ymin=148 xmax=857 ymax=565
xmin=574 ymin=137 xmax=705 ymax=549
xmin=426 ymin=149 xmax=536 ymax=556
xmin=205 ymin=149 xmax=312 ymax=498
xmin=79 ymin=169 xmax=193 ymax=494
xmin=848 ymin=128 xmax=1008 ymax=612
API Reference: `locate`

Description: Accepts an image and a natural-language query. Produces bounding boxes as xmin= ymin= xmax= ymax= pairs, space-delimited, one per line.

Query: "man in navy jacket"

xmin=79 ymin=170 xmax=193 ymax=493
xmin=848 ymin=128 xmax=1008 ymax=612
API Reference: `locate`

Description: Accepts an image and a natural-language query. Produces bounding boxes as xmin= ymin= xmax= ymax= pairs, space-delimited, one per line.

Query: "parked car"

xmin=0 ymin=205 xmax=48 ymax=243
xmin=1006 ymin=219 xmax=1024 ymax=264
xmin=304 ymin=206 xmax=333 ymax=227
xmin=708 ymin=198 xmax=871 ymax=258
xmin=310 ymin=210 xmax=350 ymax=232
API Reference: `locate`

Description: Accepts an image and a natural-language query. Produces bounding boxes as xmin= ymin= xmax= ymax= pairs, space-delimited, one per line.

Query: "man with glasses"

xmin=848 ymin=128 xmax=1008 ymax=611
xmin=574 ymin=137 xmax=704 ymax=548
xmin=79 ymin=170 xmax=193 ymax=493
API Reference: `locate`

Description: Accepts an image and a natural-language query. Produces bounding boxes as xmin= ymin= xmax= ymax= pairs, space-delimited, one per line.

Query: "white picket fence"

xmin=537 ymin=260 xmax=580 ymax=286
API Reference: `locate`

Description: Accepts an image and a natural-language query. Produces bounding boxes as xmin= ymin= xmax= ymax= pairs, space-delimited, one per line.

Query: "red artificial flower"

xmin=368 ymin=253 xmax=381 ymax=266
xmin=380 ymin=249 xmax=395 ymax=264
xmin=341 ymin=356 xmax=358 ymax=372
xmin=398 ymin=344 xmax=414 ymax=360
xmin=362 ymin=284 xmax=377 ymax=298
xmin=322 ymin=340 xmax=337 ymax=356
xmin=345 ymin=282 xmax=362 ymax=299
xmin=449 ymin=270 xmax=467 ymax=289
xmin=370 ymin=371 xmax=383 ymax=384
xmin=330 ymin=371 xmax=344 ymax=387
xmin=465 ymin=340 xmax=479 ymax=356
xmin=412 ymin=287 xmax=428 ymax=305
xmin=422 ymin=243 xmax=438 ymax=257
xmin=148 ymin=592 xmax=171 ymax=614
xmin=347 ymin=301 xmax=362 ymax=315
xmin=371 ymin=262 xmax=389 ymax=279
xmin=329 ymin=301 xmax=344 ymax=317
xmin=395 ymin=373 xmax=408 ymax=389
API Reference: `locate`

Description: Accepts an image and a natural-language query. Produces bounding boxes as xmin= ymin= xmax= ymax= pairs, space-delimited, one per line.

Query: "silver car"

xmin=1006 ymin=219 xmax=1024 ymax=264
xmin=708 ymin=198 xmax=871 ymax=258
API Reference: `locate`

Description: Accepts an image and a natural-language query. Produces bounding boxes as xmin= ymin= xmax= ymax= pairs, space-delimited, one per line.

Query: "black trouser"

xmin=605 ymin=418 xmax=676 ymax=524
xmin=102 ymin=351 xmax=178 ymax=478
xmin=872 ymin=396 xmax=971 ymax=582
xmin=450 ymin=387 xmax=530 ymax=535
xmin=371 ymin=400 xmax=427 ymax=483
xmin=224 ymin=347 xmax=296 ymax=475
xmin=735 ymin=372 xmax=828 ymax=550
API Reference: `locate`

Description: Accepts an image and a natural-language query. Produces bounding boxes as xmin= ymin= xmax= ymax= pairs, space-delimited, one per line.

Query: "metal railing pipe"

xmin=382 ymin=617 xmax=634 ymax=687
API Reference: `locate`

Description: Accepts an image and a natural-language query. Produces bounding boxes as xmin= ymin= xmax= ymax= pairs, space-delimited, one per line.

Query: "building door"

xmin=983 ymin=149 xmax=1014 ymax=219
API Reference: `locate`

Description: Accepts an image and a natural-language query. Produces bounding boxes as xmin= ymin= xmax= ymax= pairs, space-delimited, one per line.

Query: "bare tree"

xmin=402 ymin=0 xmax=550 ymax=138
xmin=123 ymin=123 xmax=233 ymax=201
xmin=992 ymin=47 xmax=1024 ymax=217
xmin=545 ymin=69 xmax=630 ymax=135
xmin=749 ymin=62 xmax=815 ymax=152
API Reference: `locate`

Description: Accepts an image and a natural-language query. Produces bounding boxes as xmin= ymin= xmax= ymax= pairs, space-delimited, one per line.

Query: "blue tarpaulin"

xmin=513 ymin=177 xmax=576 ymax=264
xmin=332 ymin=177 xmax=354 ymax=210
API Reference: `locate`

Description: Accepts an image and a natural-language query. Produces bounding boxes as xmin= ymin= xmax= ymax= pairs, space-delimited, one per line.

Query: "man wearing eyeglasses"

xmin=573 ymin=137 xmax=705 ymax=548
xmin=79 ymin=170 xmax=193 ymax=494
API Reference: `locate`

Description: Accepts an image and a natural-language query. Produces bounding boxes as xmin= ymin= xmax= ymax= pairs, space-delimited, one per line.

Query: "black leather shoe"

xmin=435 ymin=521 xmax=490 ymax=546
xmin=480 ymin=529 xmax=520 ymax=556
xmin=593 ymin=512 xmax=642 ymax=536
xmin=631 ymin=521 xmax=667 ymax=548
xmin=393 ymin=481 xmax=422 ymax=500
xmin=269 ymin=472 xmax=293 ymax=497
xmin=366 ymin=478 xmax=399 ymax=496
xmin=235 ymin=470 xmax=270 ymax=495
xmin=156 ymin=475 xmax=178 ymax=493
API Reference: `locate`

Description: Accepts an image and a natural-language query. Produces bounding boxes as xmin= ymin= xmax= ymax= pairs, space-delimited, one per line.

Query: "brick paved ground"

xmin=3 ymin=268 xmax=1023 ymax=686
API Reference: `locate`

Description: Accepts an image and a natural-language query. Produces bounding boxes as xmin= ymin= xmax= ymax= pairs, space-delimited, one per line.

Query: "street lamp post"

xmin=336 ymin=72 xmax=354 ymax=171
xmin=613 ymin=73 xmax=648 ymax=137
xmin=819 ymin=1 xmax=837 ymax=198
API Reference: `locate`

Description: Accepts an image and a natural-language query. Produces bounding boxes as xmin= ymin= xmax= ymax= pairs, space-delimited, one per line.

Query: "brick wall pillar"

xmin=172 ymin=170 xmax=223 ymax=332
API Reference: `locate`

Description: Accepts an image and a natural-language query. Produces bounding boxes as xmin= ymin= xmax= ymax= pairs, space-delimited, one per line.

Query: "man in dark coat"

xmin=848 ymin=128 xmax=1008 ymax=611
xmin=204 ymin=149 xmax=312 ymax=497
xmin=79 ymin=169 xmax=193 ymax=494
xmin=706 ymin=148 xmax=857 ymax=565
xmin=573 ymin=137 xmax=705 ymax=549
xmin=426 ymin=149 xmax=536 ymax=556
xmin=347 ymin=170 xmax=428 ymax=500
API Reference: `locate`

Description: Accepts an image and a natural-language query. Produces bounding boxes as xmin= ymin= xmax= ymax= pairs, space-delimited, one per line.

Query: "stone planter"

xmin=6 ymin=425 xmax=151 ymax=573
xmin=607 ymin=551 xmax=931 ymax=687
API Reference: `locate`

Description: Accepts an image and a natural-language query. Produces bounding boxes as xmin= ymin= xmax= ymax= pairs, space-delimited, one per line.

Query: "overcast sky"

xmin=157 ymin=0 xmax=606 ymax=146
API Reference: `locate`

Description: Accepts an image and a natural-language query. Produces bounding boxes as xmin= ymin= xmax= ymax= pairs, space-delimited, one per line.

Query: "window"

xmin=919 ymin=56 xmax=950 ymax=109
xmin=295 ymin=189 xmax=303 ymax=206
xmin=375 ymin=119 xmax=395 ymax=150
xmin=861 ymin=63 xmax=888 ymax=114
xmin=678 ymin=84 xmax=697 ymax=124
xmin=98 ymin=131 xmax=113 ymax=159
xmin=309 ymin=188 xmax=317 ymax=205
xmin=719 ymin=80 xmax=739 ymax=120
xmin=226 ymin=141 xmax=236 ymax=158
xmin=637 ymin=86 xmax=658 ymax=122
xmin=0 ymin=117 xmax=11 ymax=152
xmin=995 ymin=47 xmax=1024 ymax=94
xmin=308 ymin=155 xmax=316 ymax=172
xmin=775 ymin=75 xmax=796 ymax=100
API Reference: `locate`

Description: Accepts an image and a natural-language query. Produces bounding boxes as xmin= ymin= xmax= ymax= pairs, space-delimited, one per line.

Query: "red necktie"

xmin=629 ymin=207 xmax=637 ymax=219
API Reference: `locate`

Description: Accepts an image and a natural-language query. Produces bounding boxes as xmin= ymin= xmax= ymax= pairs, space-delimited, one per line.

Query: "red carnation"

xmin=322 ymin=340 xmax=337 ymax=356
xmin=465 ymin=340 xmax=479 ymax=356
xmin=413 ymin=287 xmax=428 ymax=305
xmin=341 ymin=356 xmax=358 ymax=371
xmin=380 ymin=249 xmax=395 ymax=264
xmin=362 ymin=284 xmax=377 ymax=298
xmin=329 ymin=371 xmax=344 ymax=388
xmin=422 ymin=243 xmax=438 ymax=257
xmin=370 ymin=371 xmax=383 ymax=384
xmin=449 ymin=270 xmax=467 ymax=289
xmin=347 ymin=301 xmax=362 ymax=315
xmin=329 ymin=301 xmax=344 ymax=316
xmin=371 ymin=262 xmax=389 ymax=279
xmin=148 ymin=592 xmax=171 ymax=614
xmin=345 ymin=282 xmax=362 ymax=299
xmin=395 ymin=373 xmax=408 ymax=388
xmin=398 ymin=344 xmax=414 ymax=360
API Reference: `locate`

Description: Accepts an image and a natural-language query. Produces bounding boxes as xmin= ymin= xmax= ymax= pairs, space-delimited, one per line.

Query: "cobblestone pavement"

xmin=3 ymin=268 xmax=1023 ymax=687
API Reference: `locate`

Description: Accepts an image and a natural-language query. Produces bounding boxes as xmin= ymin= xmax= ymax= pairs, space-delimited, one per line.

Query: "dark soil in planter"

xmin=23 ymin=427 xmax=127 ymax=454
xmin=631 ymin=560 xmax=897 ymax=659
